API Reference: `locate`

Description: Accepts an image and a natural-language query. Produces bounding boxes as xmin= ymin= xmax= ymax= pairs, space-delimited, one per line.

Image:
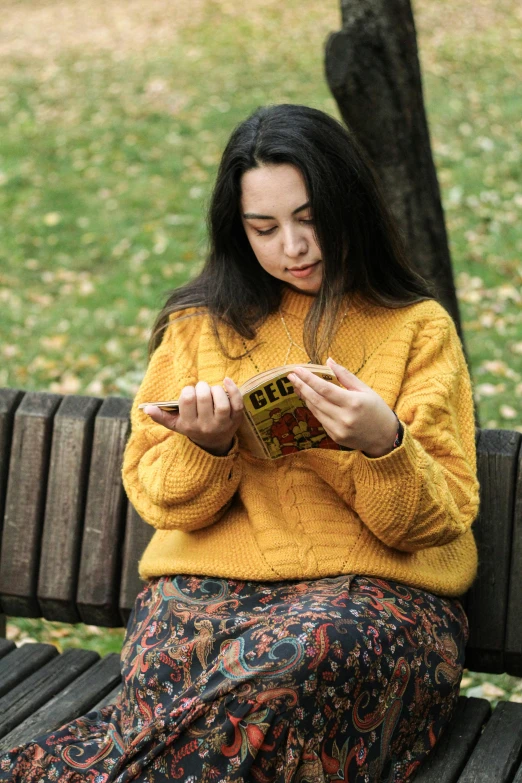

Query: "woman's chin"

xmin=284 ymin=266 xmax=323 ymax=295
xmin=286 ymin=279 xmax=322 ymax=295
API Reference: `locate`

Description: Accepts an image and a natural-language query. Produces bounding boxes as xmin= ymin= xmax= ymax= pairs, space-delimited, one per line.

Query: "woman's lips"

xmin=287 ymin=261 xmax=320 ymax=278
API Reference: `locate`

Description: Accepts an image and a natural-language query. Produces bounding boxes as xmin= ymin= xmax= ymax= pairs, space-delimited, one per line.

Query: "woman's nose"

xmin=283 ymin=227 xmax=307 ymax=258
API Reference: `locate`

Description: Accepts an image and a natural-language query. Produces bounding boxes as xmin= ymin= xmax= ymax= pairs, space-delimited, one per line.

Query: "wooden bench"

xmin=0 ymin=387 xmax=521 ymax=781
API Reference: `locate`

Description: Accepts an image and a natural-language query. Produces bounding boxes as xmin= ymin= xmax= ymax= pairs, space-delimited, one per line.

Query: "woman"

xmin=0 ymin=103 xmax=478 ymax=782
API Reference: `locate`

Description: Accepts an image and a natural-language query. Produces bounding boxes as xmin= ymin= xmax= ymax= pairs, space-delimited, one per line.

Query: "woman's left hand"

xmin=287 ymin=358 xmax=399 ymax=458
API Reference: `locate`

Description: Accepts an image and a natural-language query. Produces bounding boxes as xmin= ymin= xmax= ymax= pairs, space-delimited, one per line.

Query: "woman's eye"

xmin=252 ymin=219 xmax=313 ymax=236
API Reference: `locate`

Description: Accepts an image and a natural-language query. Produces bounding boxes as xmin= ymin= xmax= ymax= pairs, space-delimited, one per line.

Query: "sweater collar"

xmin=279 ymin=285 xmax=317 ymax=318
xmin=279 ymin=285 xmax=362 ymax=319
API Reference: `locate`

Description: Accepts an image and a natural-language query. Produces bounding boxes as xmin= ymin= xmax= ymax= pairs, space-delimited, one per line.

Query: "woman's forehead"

xmin=240 ymin=164 xmax=308 ymax=214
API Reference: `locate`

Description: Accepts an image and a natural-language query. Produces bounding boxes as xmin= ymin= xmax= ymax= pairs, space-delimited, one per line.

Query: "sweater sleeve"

xmin=121 ymin=312 xmax=242 ymax=531
xmin=350 ymin=314 xmax=479 ymax=552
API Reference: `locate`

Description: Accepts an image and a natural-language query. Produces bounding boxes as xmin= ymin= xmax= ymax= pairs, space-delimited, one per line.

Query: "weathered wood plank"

xmin=0 ymin=392 xmax=62 ymax=617
xmin=414 ymin=696 xmax=491 ymax=783
xmin=0 ymin=389 xmax=25 ymax=545
xmin=511 ymin=758 xmax=522 ymax=783
xmin=0 ymin=643 xmax=58 ymax=699
xmin=458 ymin=700 xmax=522 ymax=783
xmin=0 ymin=647 xmax=99 ymax=740
xmin=119 ymin=504 xmax=153 ymax=624
xmin=465 ymin=429 xmax=520 ymax=674
xmin=76 ymin=397 xmax=131 ymax=627
xmin=0 ymin=653 xmax=121 ymax=752
xmin=0 ymin=639 xmax=16 ymax=659
xmin=505 ymin=433 xmax=522 ymax=677
xmin=92 ymin=682 xmax=122 ymax=712
xmin=37 ymin=395 xmax=102 ymax=623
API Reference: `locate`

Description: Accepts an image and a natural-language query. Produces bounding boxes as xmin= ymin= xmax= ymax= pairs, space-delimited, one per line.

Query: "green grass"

xmin=1 ymin=0 xmax=521 ymax=693
xmin=6 ymin=618 xmax=125 ymax=657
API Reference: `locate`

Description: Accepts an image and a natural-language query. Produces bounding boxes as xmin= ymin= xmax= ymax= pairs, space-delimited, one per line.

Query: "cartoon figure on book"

xmin=265 ymin=404 xmax=340 ymax=456
xmin=1 ymin=105 xmax=479 ymax=782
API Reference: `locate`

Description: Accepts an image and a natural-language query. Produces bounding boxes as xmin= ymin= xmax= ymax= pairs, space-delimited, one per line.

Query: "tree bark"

xmin=325 ymin=0 xmax=464 ymax=340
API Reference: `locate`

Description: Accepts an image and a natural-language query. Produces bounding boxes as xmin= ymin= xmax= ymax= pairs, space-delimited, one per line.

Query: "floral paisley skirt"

xmin=0 ymin=574 xmax=468 ymax=782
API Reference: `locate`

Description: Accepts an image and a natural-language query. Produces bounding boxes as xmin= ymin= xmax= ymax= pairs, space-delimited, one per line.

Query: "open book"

xmin=138 ymin=364 xmax=348 ymax=459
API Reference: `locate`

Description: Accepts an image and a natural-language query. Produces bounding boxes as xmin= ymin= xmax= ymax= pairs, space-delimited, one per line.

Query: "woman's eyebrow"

xmin=242 ymin=201 xmax=310 ymax=219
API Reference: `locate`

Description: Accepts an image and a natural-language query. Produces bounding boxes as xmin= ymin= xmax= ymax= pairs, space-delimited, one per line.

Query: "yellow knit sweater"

xmin=122 ymin=287 xmax=479 ymax=597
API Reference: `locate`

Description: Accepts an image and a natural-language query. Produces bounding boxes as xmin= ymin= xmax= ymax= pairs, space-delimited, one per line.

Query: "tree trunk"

xmin=325 ymin=0 xmax=464 ymax=340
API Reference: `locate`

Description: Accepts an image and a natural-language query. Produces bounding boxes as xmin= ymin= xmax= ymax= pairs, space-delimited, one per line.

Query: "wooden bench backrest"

xmin=0 ymin=388 xmax=521 ymax=676
xmin=0 ymin=389 xmax=153 ymax=627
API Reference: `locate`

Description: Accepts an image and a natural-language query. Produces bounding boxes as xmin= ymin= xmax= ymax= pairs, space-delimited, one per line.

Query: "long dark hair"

xmin=149 ymin=104 xmax=433 ymax=362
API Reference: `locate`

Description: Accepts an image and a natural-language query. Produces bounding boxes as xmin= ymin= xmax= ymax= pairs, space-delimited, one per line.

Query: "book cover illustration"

xmin=240 ymin=368 xmax=345 ymax=459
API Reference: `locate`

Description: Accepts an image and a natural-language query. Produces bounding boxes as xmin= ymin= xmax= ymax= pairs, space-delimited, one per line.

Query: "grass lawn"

xmin=1 ymin=0 xmax=521 ymax=701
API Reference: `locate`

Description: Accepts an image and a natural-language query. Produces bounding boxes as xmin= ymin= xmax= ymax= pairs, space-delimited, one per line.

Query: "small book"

xmin=138 ymin=364 xmax=349 ymax=459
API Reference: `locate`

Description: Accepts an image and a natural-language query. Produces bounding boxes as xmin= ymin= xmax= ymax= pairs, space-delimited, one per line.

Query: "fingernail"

xmin=143 ymin=405 xmax=156 ymax=415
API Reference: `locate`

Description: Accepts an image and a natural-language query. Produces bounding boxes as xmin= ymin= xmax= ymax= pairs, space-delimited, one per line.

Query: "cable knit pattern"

xmin=122 ymin=288 xmax=479 ymax=596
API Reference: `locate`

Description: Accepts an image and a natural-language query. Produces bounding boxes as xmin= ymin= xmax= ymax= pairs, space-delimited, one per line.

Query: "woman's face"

xmin=240 ymin=163 xmax=323 ymax=295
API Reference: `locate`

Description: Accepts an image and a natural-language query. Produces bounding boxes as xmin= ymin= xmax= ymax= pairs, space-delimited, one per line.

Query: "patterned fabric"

xmin=0 ymin=574 xmax=468 ymax=782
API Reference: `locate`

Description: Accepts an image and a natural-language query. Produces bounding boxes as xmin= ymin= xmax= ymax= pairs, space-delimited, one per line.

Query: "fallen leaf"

xmin=500 ymin=405 xmax=518 ymax=420
xmin=475 ymin=383 xmax=505 ymax=397
xmin=44 ymin=212 xmax=61 ymax=226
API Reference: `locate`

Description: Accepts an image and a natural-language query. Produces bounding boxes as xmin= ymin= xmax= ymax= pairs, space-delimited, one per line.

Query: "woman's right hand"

xmin=143 ymin=377 xmax=244 ymax=456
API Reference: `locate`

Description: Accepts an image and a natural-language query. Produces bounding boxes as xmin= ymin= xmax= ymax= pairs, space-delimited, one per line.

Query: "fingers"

xmin=178 ymin=385 xmax=198 ymax=424
xmin=145 ymin=380 xmax=244 ymax=433
xmin=193 ymin=381 xmax=214 ymax=421
xmin=211 ymin=384 xmax=232 ymax=421
xmin=326 ymin=358 xmax=368 ymax=392
xmin=288 ymin=367 xmax=348 ymax=409
xmin=223 ymin=377 xmax=244 ymax=418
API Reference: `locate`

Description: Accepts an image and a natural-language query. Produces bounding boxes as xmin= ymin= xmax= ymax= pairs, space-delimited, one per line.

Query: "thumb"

xmin=326 ymin=357 xmax=368 ymax=392
xmin=143 ymin=405 xmax=180 ymax=431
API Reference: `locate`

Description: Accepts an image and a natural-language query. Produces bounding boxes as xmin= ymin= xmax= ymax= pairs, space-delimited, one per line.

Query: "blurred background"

xmin=1 ymin=0 xmax=521 ymax=702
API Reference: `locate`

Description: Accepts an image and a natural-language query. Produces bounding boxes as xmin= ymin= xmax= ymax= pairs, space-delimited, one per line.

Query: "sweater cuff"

xmin=188 ymin=433 xmax=240 ymax=459
xmin=351 ymin=425 xmax=422 ymax=545
xmin=174 ymin=432 xmax=240 ymax=483
xmin=354 ymin=422 xmax=417 ymax=476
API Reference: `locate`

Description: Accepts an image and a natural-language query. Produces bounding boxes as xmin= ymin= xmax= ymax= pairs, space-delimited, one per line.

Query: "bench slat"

xmin=0 ymin=653 xmax=121 ymax=752
xmin=511 ymin=758 xmax=522 ymax=782
xmin=0 ymin=648 xmax=98 ymax=740
xmin=92 ymin=682 xmax=122 ymax=712
xmin=505 ymin=438 xmax=522 ymax=676
xmin=0 ymin=643 xmax=58 ymax=699
xmin=457 ymin=700 xmax=522 ymax=782
xmin=465 ymin=429 xmax=521 ymax=674
xmin=119 ymin=504 xmax=153 ymax=624
xmin=37 ymin=395 xmax=102 ymax=623
xmin=0 ymin=639 xmax=16 ymax=659
xmin=76 ymin=397 xmax=131 ymax=627
xmin=0 ymin=392 xmax=62 ymax=617
xmin=0 ymin=388 xmax=25 ymax=543
xmin=414 ymin=696 xmax=491 ymax=783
